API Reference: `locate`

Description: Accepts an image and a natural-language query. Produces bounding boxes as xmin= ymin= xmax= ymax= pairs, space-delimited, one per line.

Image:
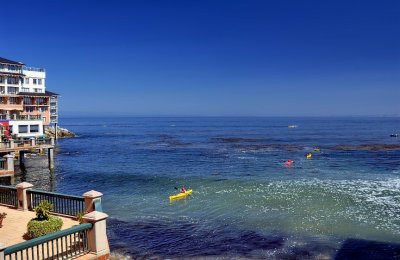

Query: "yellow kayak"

xmin=169 ymin=189 xmax=193 ymax=200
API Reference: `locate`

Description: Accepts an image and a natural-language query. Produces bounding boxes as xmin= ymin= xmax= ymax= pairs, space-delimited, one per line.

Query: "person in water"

xmin=180 ymin=186 xmax=187 ymax=193
xmin=284 ymin=160 xmax=294 ymax=167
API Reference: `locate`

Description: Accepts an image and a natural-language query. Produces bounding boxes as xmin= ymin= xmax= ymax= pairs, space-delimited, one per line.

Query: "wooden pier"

xmin=0 ymin=138 xmax=55 ymax=177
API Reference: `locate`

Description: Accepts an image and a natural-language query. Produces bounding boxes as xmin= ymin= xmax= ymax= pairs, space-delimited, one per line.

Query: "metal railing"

xmin=4 ymin=223 xmax=92 ymax=260
xmin=0 ymin=185 xmax=18 ymax=207
xmin=23 ymin=66 xmax=45 ymax=72
xmin=28 ymin=190 xmax=85 ymax=217
xmin=0 ymin=114 xmax=42 ymax=120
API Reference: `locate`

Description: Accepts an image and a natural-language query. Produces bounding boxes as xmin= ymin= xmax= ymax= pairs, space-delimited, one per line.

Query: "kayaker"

xmin=180 ymin=186 xmax=187 ymax=193
xmin=284 ymin=160 xmax=294 ymax=167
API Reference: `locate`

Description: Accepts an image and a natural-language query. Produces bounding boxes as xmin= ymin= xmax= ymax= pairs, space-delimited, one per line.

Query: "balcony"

xmin=23 ymin=66 xmax=45 ymax=72
xmin=0 ymin=114 xmax=42 ymax=120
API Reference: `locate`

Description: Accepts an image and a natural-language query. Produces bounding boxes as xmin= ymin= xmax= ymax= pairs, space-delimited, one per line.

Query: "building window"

xmin=0 ymin=97 xmax=6 ymax=104
xmin=33 ymin=79 xmax=37 ymax=84
xmin=25 ymin=107 xmax=34 ymax=112
xmin=34 ymin=88 xmax=42 ymax=93
xmin=0 ymin=76 xmax=3 ymax=83
xmin=19 ymin=125 xmax=28 ymax=133
xmin=9 ymin=97 xmax=19 ymax=104
xmin=21 ymin=87 xmax=29 ymax=92
xmin=8 ymin=65 xmax=17 ymax=71
xmin=30 ymin=125 xmax=39 ymax=133
xmin=7 ymin=77 xmax=19 ymax=84
xmin=25 ymin=78 xmax=29 ymax=84
xmin=38 ymin=107 xmax=48 ymax=112
xmin=7 ymin=87 xmax=18 ymax=94
xmin=24 ymin=97 xmax=32 ymax=105
xmin=38 ymin=79 xmax=42 ymax=85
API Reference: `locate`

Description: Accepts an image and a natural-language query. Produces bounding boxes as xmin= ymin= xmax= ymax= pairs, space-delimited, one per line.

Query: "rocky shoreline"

xmin=45 ymin=127 xmax=76 ymax=138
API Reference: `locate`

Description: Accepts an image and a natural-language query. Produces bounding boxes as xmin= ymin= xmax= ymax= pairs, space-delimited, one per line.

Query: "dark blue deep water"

xmin=19 ymin=117 xmax=400 ymax=259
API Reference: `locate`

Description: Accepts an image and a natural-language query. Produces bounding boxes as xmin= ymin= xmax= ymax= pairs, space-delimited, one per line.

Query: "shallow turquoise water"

xmin=17 ymin=117 xmax=400 ymax=258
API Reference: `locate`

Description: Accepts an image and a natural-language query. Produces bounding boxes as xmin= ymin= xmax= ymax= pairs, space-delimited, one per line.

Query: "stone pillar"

xmin=16 ymin=182 xmax=33 ymax=211
xmin=0 ymin=242 xmax=6 ymax=260
xmin=48 ymin=148 xmax=54 ymax=169
xmin=3 ymin=154 xmax=14 ymax=173
xmin=9 ymin=139 xmax=14 ymax=149
xmin=83 ymin=211 xmax=110 ymax=258
xmin=83 ymin=190 xmax=103 ymax=213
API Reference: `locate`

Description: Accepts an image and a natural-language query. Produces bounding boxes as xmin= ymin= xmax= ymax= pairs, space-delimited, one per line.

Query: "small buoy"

xmin=306 ymin=153 xmax=312 ymax=159
xmin=313 ymin=148 xmax=320 ymax=152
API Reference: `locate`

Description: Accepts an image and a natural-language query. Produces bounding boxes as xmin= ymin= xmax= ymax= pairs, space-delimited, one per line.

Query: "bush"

xmin=27 ymin=216 xmax=63 ymax=238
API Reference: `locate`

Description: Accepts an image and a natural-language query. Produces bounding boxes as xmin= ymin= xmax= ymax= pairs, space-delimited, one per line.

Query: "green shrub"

xmin=34 ymin=200 xmax=53 ymax=220
xmin=27 ymin=216 xmax=63 ymax=238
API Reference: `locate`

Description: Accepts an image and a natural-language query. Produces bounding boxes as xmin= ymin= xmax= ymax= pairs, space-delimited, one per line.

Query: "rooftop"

xmin=0 ymin=57 xmax=24 ymax=66
xmin=18 ymin=90 xmax=60 ymax=97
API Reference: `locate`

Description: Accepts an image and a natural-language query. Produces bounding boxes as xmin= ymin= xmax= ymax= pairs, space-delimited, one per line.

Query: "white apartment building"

xmin=0 ymin=57 xmax=59 ymax=134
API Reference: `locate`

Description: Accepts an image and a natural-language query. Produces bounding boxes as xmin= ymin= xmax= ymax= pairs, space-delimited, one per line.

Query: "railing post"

xmin=83 ymin=211 xmax=110 ymax=258
xmin=83 ymin=190 xmax=103 ymax=213
xmin=0 ymin=242 xmax=6 ymax=260
xmin=16 ymin=182 xmax=33 ymax=211
xmin=3 ymin=154 xmax=14 ymax=173
xmin=30 ymin=137 xmax=35 ymax=147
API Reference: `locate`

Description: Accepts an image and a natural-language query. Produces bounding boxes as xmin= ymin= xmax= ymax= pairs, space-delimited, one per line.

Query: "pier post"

xmin=3 ymin=154 xmax=14 ymax=174
xmin=83 ymin=190 xmax=103 ymax=213
xmin=16 ymin=182 xmax=33 ymax=211
xmin=50 ymin=137 xmax=55 ymax=146
xmin=48 ymin=148 xmax=54 ymax=169
xmin=19 ymin=151 xmax=25 ymax=166
xmin=54 ymin=123 xmax=58 ymax=140
xmin=9 ymin=139 xmax=14 ymax=149
xmin=83 ymin=211 xmax=110 ymax=258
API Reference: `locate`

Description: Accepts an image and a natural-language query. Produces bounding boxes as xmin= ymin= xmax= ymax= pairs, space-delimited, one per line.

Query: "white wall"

xmin=9 ymin=120 xmax=44 ymax=137
xmin=22 ymin=70 xmax=46 ymax=93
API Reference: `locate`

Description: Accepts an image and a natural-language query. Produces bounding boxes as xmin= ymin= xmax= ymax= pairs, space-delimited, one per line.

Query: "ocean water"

xmin=16 ymin=117 xmax=400 ymax=259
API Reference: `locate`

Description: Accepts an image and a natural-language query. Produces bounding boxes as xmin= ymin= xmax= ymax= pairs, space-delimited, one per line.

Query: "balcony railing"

xmin=0 ymin=185 xmax=18 ymax=207
xmin=4 ymin=223 xmax=92 ymax=260
xmin=28 ymin=190 xmax=85 ymax=217
xmin=0 ymin=114 xmax=42 ymax=120
xmin=23 ymin=66 xmax=45 ymax=72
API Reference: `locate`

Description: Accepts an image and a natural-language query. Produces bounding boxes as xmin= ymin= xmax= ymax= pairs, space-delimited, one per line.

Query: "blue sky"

xmin=1 ymin=0 xmax=399 ymax=116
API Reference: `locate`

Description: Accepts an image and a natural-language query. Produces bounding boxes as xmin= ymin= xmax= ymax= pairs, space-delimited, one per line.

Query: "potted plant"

xmin=0 ymin=212 xmax=6 ymax=228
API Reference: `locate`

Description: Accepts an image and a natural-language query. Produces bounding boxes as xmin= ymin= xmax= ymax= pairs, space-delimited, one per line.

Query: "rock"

xmin=45 ymin=127 xmax=76 ymax=138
